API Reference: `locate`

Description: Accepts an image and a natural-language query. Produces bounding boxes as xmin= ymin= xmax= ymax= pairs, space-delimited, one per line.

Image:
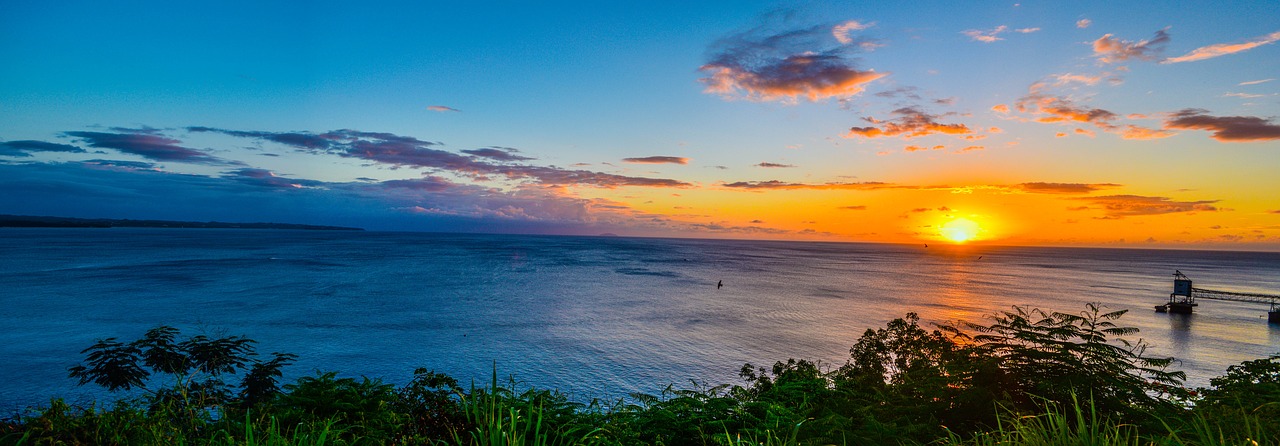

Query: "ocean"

xmin=1 ymin=229 xmax=1278 ymax=411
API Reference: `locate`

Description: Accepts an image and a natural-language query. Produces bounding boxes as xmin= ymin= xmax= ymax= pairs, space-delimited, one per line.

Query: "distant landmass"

xmin=0 ymin=214 xmax=363 ymax=231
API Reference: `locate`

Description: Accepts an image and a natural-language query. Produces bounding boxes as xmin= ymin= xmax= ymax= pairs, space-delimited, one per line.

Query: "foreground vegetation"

xmin=3 ymin=304 xmax=1277 ymax=445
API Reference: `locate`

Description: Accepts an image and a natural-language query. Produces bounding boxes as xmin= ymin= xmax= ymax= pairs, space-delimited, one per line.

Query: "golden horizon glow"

xmin=941 ymin=218 xmax=981 ymax=243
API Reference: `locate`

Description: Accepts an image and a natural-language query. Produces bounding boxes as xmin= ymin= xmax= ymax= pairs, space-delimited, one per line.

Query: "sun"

xmin=940 ymin=218 xmax=981 ymax=243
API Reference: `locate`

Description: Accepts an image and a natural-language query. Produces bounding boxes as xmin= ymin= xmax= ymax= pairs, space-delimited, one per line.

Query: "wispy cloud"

xmin=0 ymin=140 xmax=85 ymax=157
xmin=190 ymin=127 xmax=691 ymax=187
xmin=64 ymin=130 xmax=232 ymax=165
xmin=699 ymin=21 xmax=886 ymax=102
xmin=1164 ymin=109 xmax=1280 ymax=141
xmin=723 ymin=180 xmax=894 ymax=190
xmin=622 ymin=156 xmax=689 ymax=165
xmin=755 ymin=162 xmax=795 ymax=168
xmin=426 ymin=105 xmax=460 ymax=112
xmin=224 ymin=168 xmax=325 ymax=189
xmin=1164 ymin=30 xmax=1280 ymax=63
xmin=904 ymin=145 xmax=945 ymax=152
xmin=1016 ymin=182 xmax=1121 ymax=194
xmin=962 ymin=25 xmax=1039 ymax=43
xmin=1076 ymin=19 xmax=1092 ymax=29
xmin=1239 ymin=78 xmax=1275 ymax=86
xmin=1074 ymin=194 xmax=1219 ymax=217
xmin=462 ymin=147 xmax=535 ymax=162
xmin=838 ymin=205 xmax=867 ymax=210
xmin=832 ymin=20 xmax=874 ymax=45
xmin=1119 ymin=125 xmax=1176 ymax=140
xmin=846 ymin=106 xmax=972 ymax=138
xmin=1092 ymin=29 xmax=1170 ymax=64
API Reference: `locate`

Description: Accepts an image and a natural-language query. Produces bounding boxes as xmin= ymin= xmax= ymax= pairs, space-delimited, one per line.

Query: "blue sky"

xmin=3 ymin=1 xmax=1279 ymax=248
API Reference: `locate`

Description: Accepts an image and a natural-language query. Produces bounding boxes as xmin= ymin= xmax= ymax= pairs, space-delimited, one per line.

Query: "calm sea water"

xmin=1 ymin=229 xmax=1278 ymax=410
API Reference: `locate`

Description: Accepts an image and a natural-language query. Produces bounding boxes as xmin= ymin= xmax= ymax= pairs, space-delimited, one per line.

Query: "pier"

xmin=1157 ymin=270 xmax=1280 ymax=323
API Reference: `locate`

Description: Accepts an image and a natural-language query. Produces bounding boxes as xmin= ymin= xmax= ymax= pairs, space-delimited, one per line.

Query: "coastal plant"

xmin=943 ymin=395 xmax=1146 ymax=446
xmin=831 ymin=312 xmax=999 ymax=441
xmin=622 ymin=381 xmax=745 ymax=446
xmin=16 ymin=307 xmax=1280 ymax=445
xmin=393 ymin=367 xmax=468 ymax=442
xmin=66 ymin=325 xmax=296 ymax=437
xmin=273 ymin=371 xmax=401 ymax=442
xmin=952 ymin=303 xmax=1186 ymax=421
xmin=451 ymin=369 xmax=606 ymax=446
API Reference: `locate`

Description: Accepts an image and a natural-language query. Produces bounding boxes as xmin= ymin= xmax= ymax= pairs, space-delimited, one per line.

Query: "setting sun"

xmin=941 ymin=218 xmax=981 ymax=243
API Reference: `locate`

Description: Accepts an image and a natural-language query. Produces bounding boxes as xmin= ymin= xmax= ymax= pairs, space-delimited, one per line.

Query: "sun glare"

xmin=940 ymin=218 xmax=980 ymax=243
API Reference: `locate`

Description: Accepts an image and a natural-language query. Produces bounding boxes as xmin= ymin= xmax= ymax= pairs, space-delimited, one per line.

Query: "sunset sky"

xmin=2 ymin=1 xmax=1279 ymax=249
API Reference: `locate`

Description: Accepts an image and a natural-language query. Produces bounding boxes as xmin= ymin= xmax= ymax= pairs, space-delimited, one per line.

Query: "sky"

xmin=2 ymin=1 xmax=1279 ymax=249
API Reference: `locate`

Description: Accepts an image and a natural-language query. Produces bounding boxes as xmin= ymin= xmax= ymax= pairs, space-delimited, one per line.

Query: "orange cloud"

xmin=622 ymin=156 xmax=689 ymax=164
xmin=838 ymin=205 xmax=868 ymax=210
xmin=1092 ymin=29 xmax=1170 ymax=64
xmin=847 ymin=107 xmax=972 ymax=139
xmin=992 ymin=104 xmax=1009 ymax=113
xmin=1076 ymin=19 xmax=1092 ymax=29
xmin=904 ymin=145 xmax=944 ymax=152
xmin=1017 ymin=182 xmax=1121 ymax=194
xmin=1119 ymin=125 xmax=1176 ymax=140
xmin=426 ymin=105 xmax=460 ymax=112
xmin=701 ymin=57 xmax=886 ymax=102
xmin=1164 ymin=30 xmax=1280 ymax=63
xmin=1164 ymin=109 xmax=1280 ymax=141
xmin=1075 ymin=194 xmax=1219 ymax=217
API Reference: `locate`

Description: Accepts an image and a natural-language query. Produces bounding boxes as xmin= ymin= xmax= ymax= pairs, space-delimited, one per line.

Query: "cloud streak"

xmin=189 ymin=127 xmax=691 ymax=188
xmin=1164 ymin=109 xmax=1280 ymax=141
xmin=1016 ymin=182 xmax=1121 ymax=194
xmin=962 ymin=25 xmax=1039 ymax=43
xmin=622 ymin=156 xmax=689 ymax=165
xmin=462 ymin=147 xmax=535 ymax=162
xmin=1164 ymin=30 xmax=1280 ymax=63
xmin=0 ymin=140 xmax=86 ymax=157
xmin=1074 ymin=195 xmax=1219 ymax=218
xmin=64 ymin=131 xmax=231 ymax=165
xmin=722 ymin=180 xmax=896 ymax=191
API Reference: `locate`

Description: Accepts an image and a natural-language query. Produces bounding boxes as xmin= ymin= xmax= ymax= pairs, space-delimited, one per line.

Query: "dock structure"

xmin=1157 ymin=270 xmax=1280 ymax=323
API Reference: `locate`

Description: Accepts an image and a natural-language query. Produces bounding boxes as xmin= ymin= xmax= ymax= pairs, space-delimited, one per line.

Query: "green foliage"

xmin=67 ymin=338 xmax=148 ymax=391
xmin=944 ymin=395 xmax=1146 ymax=446
xmin=393 ymin=367 xmax=468 ymax=442
xmin=451 ymin=368 xmax=606 ymax=446
xmin=67 ymin=325 xmax=295 ymax=410
xmin=954 ymin=304 xmax=1186 ymax=420
xmin=1176 ymin=354 xmax=1280 ymax=445
xmin=274 ymin=371 xmax=401 ymax=442
xmin=12 ymin=306 xmax=1280 ymax=445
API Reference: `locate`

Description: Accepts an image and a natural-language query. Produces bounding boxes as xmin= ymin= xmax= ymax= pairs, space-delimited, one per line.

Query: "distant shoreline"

xmin=0 ymin=214 xmax=363 ymax=231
